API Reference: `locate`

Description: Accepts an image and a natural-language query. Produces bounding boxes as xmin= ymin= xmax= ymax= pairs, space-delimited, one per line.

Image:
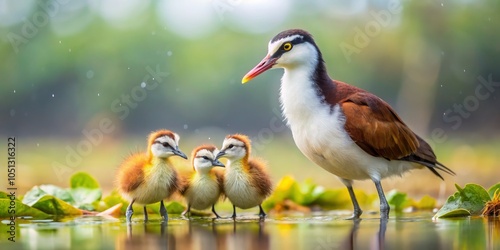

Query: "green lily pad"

xmin=0 ymin=199 xmax=50 ymax=218
xmin=26 ymin=194 xmax=82 ymax=216
xmin=416 ymin=195 xmax=437 ymax=210
xmin=487 ymin=183 xmax=500 ymax=199
xmin=70 ymin=172 xmax=100 ymax=189
xmin=434 ymin=183 xmax=491 ymax=219
xmin=22 ymin=185 xmax=74 ymax=205
xmin=70 ymin=188 xmax=102 ymax=209
xmin=387 ymin=190 xmax=410 ymax=212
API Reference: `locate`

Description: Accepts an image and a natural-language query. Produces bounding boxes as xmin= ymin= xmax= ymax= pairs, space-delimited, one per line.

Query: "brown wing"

xmin=340 ymin=92 xmax=419 ymax=160
xmin=247 ymin=158 xmax=273 ymax=197
xmin=116 ymin=153 xmax=147 ymax=193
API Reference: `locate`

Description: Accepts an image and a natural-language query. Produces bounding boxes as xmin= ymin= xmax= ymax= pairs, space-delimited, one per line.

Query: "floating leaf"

xmin=22 ymin=185 xmax=74 ymax=205
xmin=165 ymin=201 xmax=185 ymax=214
xmin=387 ymin=190 xmax=410 ymax=212
xmin=487 ymin=183 xmax=500 ymax=199
xmin=0 ymin=199 xmax=50 ymax=218
xmin=70 ymin=172 xmax=100 ymax=189
xmin=416 ymin=195 xmax=437 ymax=210
xmin=26 ymin=194 xmax=82 ymax=216
xmin=262 ymin=175 xmax=297 ymax=210
xmin=70 ymin=188 xmax=102 ymax=210
xmin=434 ymin=183 xmax=491 ymax=219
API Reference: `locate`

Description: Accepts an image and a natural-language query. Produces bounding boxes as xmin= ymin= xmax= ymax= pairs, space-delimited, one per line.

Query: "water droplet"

xmin=52 ymin=94 xmax=55 ymax=97
xmin=10 ymin=109 xmax=15 ymax=117
xmin=167 ymin=51 xmax=173 ymax=56
xmin=440 ymin=85 xmax=443 ymax=87
xmin=141 ymin=82 xmax=146 ymax=88
xmin=183 ymin=124 xmax=188 ymax=129
xmin=69 ymin=49 xmax=72 ymax=52
xmin=128 ymin=67 xmax=130 ymax=70
xmin=86 ymin=70 xmax=94 ymax=79
xmin=97 ymin=93 xmax=100 ymax=97
xmin=208 ymin=137 xmax=211 ymax=140
xmin=13 ymin=90 xmax=16 ymax=93
xmin=36 ymin=143 xmax=39 ymax=147
xmin=441 ymin=3 xmax=443 ymax=6
xmin=152 ymin=78 xmax=155 ymax=80
xmin=59 ymin=40 xmax=61 ymax=44
xmin=463 ymin=69 xmax=466 ymax=72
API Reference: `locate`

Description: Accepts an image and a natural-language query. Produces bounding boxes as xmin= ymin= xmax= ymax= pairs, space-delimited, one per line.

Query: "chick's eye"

xmin=283 ymin=42 xmax=292 ymax=51
xmin=162 ymin=142 xmax=170 ymax=148
xmin=202 ymin=156 xmax=210 ymax=160
xmin=227 ymin=144 xmax=234 ymax=149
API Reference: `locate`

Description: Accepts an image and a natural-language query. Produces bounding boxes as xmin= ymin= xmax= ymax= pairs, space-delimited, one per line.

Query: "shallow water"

xmin=1 ymin=212 xmax=499 ymax=249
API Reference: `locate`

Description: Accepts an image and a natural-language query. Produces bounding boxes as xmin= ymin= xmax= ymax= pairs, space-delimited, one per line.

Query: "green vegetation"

xmin=2 ymin=172 xmax=497 ymax=219
xmin=434 ymin=183 xmax=500 ymax=218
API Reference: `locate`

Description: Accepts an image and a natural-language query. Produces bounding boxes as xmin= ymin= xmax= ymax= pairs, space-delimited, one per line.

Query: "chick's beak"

xmin=242 ymin=55 xmax=278 ymax=84
xmin=173 ymin=147 xmax=188 ymax=159
xmin=212 ymin=159 xmax=225 ymax=168
xmin=215 ymin=151 xmax=226 ymax=160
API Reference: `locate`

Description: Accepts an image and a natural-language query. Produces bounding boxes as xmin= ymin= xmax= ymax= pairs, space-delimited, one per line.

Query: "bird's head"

xmin=242 ymin=29 xmax=321 ymax=84
xmin=191 ymin=145 xmax=225 ymax=174
xmin=148 ymin=130 xmax=187 ymax=159
xmin=216 ymin=134 xmax=251 ymax=162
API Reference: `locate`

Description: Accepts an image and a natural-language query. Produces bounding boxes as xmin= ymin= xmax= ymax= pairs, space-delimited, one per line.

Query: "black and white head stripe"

xmin=268 ymin=29 xmax=319 ymax=59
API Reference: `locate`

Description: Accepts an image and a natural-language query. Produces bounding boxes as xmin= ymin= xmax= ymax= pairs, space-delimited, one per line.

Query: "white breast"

xmin=184 ymin=174 xmax=221 ymax=210
xmin=224 ymin=161 xmax=265 ymax=209
xmin=127 ymin=160 xmax=177 ymax=205
xmin=280 ymin=69 xmax=416 ymax=182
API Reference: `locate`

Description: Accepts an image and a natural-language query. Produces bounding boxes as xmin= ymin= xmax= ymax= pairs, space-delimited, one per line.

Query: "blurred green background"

xmin=1 ymin=0 xmax=499 ymax=201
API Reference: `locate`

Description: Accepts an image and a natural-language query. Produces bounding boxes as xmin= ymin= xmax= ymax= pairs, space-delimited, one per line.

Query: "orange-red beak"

xmin=241 ymin=55 xmax=278 ymax=84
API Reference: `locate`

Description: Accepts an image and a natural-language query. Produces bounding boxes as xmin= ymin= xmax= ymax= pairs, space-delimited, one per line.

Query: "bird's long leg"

xmin=143 ymin=206 xmax=149 ymax=222
xmin=374 ymin=180 xmax=390 ymax=219
xmin=212 ymin=204 xmax=221 ymax=219
xmin=126 ymin=199 xmax=135 ymax=223
xmin=231 ymin=205 xmax=237 ymax=220
xmin=258 ymin=205 xmax=266 ymax=220
xmin=182 ymin=204 xmax=191 ymax=219
xmin=160 ymin=200 xmax=168 ymax=221
xmin=341 ymin=179 xmax=363 ymax=219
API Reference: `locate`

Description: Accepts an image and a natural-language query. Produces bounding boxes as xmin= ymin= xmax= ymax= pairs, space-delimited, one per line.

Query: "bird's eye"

xmin=162 ymin=142 xmax=170 ymax=148
xmin=202 ymin=156 xmax=210 ymax=161
xmin=282 ymin=42 xmax=293 ymax=51
xmin=227 ymin=144 xmax=234 ymax=149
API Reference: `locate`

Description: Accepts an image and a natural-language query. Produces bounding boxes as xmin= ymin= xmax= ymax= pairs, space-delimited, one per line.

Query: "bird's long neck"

xmin=279 ymin=53 xmax=337 ymax=126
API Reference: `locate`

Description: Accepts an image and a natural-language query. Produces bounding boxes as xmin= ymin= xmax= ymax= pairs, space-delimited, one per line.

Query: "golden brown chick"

xmin=180 ymin=145 xmax=225 ymax=218
xmin=216 ymin=134 xmax=272 ymax=219
xmin=116 ymin=129 xmax=187 ymax=222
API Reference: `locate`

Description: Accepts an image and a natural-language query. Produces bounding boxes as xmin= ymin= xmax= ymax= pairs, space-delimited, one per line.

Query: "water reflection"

xmin=6 ymin=213 xmax=500 ymax=249
xmin=120 ymin=218 xmax=270 ymax=250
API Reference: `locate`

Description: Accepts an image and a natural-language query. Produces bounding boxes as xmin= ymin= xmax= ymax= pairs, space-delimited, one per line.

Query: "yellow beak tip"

xmin=241 ymin=77 xmax=250 ymax=84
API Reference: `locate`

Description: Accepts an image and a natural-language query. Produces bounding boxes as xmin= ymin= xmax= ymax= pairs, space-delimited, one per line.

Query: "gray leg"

xmin=126 ymin=199 xmax=135 ymax=223
xmin=258 ymin=205 xmax=266 ymax=219
xmin=212 ymin=204 xmax=221 ymax=219
xmin=181 ymin=204 xmax=191 ymax=218
xmin=231 ymin=205 xmax=237 ymax=220
xmin=160 ymin=200 xmax=168 ymax=221
xmin=374 ymin=180 xmax=390 ymax=219
xmin=341 ymin=179 xmax=362 ymax=219
xmin=143 ymin=206 xmax=148 ymax=222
